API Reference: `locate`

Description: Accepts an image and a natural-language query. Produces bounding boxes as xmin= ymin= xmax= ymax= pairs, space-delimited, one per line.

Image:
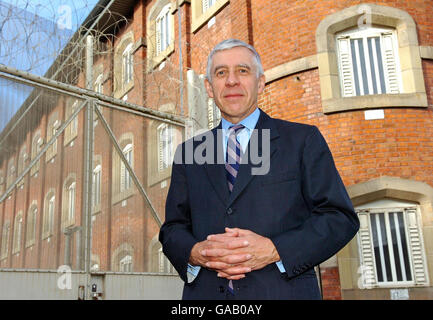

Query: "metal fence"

xmin=0 ymin=65 xmax=186 ymax=299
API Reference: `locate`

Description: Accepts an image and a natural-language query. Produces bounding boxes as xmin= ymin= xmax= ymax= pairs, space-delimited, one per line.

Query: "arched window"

xmin=12 ymin=212 xmax=23 ymax=254
xmin=120 ymin=255 xmax=133 ymax=272
xmin=6 ymin=158 xmax=16 ymax=189
xmin=120 ymin=144 xmax=133 ymax=192
xmin=0 ymin=221 xmax=10 ymax=260
xmin=26 ymin=203 xmax=37 ymax=247
xmin=46 ymin=113 xmax=60 ymax=162
xmin=156 ymin=4 xmax=171 ymax=56
xmin=42 ymin=191 xmax=55 ymax=239
xmin=157 ymin=123 xmax=174 ymax=171
xmin=93 ymin=164 xmax=101 ymax=207
xmin=17 ymin=146 xmax=27 ymax=187
xmin=62 ymin=176 xmax=76 ymax=228
xmin=30 ymin=132 xmax=43 ymax=176
xmin=122 ymin=43 xmax=134 ymax=85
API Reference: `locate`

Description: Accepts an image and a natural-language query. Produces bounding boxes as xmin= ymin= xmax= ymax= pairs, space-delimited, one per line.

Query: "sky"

xmin=0 ymin=0 xmax=100 ymax=132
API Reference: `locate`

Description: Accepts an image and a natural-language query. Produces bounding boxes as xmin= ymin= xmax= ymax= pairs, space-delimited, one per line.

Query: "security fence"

xmin=0 ymin=65 xmax=186 ymax=299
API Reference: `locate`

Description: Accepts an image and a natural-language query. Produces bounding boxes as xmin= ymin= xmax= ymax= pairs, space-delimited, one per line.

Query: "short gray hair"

xmin=206 ymin=39 xmax=264 ymax=82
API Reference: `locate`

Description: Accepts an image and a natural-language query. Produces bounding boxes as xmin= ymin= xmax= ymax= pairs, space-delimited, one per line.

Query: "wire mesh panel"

xmin=0 ymin=76 xmax=87 ymax=271
xmin=90 ymin=104 xmax=183 ymax=274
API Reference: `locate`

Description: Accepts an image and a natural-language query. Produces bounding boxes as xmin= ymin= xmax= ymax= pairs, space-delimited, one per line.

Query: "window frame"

xmin=26 ymin=204 xmax=37 ymax=248
xmin=0 ymin=221 xmax=10 ymax=260
xmin=12 ymin=212 xmax=23 ymax=254
xmin=336 ymin=26 xmax=402 ymax=98
xmin=357 ymin=206 xmax=429 ymax=289
xmin=316 ymin=4 xmax=428 ymax=113
xmin=156 ymin=4 xmax=172 ymax=56
xmin=120 ymin=143 xmax=133 ymax=192
xmin=157 ymin=123 xmax=174 ymax=172
xmin=122 ymin=43 xmax=134 ymax=85
xmin=42 ymin=193 xmax=55 ymax=239
xmin=191 ymin=0 xmax=229 ymax=33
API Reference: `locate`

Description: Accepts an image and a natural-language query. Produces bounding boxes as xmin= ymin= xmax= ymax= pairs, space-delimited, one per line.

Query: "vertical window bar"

xmin=357 ymin=38 xmax=369 ymax=95
xmin=391 ymin=211 xmax=408 ymax=281
xmin=398 ymin=212 xmax=412 ymax=281
xmin=371 ymin=213 xmax=384 ymax=282
xmin=378 ymin=213 xmax=392 ymax=282
xmin=374 ymin=37 xmax=387 ymax=94
xmin=350 ymin=39 xmax=361 ymax=96
xmin=384 ymin=212 xmax=398 ymax=282
xmin=367 ymin=37 xmax=378 ymax=94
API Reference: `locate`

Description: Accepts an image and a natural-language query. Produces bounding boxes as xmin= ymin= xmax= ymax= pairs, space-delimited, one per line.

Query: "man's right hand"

xmin=189 ymin=230 xmax=252 ymax=280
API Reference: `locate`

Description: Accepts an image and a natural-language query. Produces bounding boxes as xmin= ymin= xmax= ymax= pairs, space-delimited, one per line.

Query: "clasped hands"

xmin=189 ymin=227 xmax=280 ymax=280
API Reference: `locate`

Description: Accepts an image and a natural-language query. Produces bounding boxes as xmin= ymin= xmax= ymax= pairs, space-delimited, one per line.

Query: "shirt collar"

xmin=221 ymin=107 xmax=260 ymax=132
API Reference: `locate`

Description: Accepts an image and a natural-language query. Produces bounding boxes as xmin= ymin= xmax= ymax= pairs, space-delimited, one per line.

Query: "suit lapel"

xmin=204 ymin=122 xmax=230 ymax=205
xmin=227 ymin=109 xmax=280 ymax=207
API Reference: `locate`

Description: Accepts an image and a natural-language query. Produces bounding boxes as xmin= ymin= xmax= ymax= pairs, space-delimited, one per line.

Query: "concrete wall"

xmin=0 ymin=270 xmax=183 ymax=300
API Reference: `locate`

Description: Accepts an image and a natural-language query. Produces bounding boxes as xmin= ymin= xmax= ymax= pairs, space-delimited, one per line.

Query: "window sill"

xmin=149 ymin=44 xmax=175 ymax=71
xmin=92 ymin=204 xmax=101 ymax=215
xmin=114 ymin=81 xmax=134 ymax=100
xmin=148 ymin=167 xmax=172 ymax=187
xmin=191 ymin=0 xmax=229 ymax=33
xmin=25 ymin=241 xmax=35 ymax=249
xmin=112 ymin=188 xmax=136 ymax=205
xmin=322 ymin=92 xmax=428 ymax=114
xmin=42 ymin=232 xmax=53 ymax=240
xmin=45 ymin=153 xmax=57 ymax=163
xmin=64 ymin=134 xmax=77 ymax=147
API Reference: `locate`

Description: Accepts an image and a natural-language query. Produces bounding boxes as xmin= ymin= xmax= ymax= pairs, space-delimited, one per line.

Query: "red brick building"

xmin=0 ymin=0 xmax=432 ymax=299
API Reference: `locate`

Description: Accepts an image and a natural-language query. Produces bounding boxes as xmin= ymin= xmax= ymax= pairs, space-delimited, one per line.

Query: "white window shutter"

xmin=156 ymin=18 xmax=161 ymax=55
xmin=158 ymin=128 xmax=164 ymax=171
xmin=120 ymin=158 xmax=126 ymax=192
xmin=202 ymin=0 xmax=209 ymax=12
xmin=381 ymin=32 xmax=400 ymax=94
xmin=357 ymin=211 xmax=377 ymax=288
xmin=207 ymin=99 xmax=214 ymax=129
xmin=405 ymin=208 xmax=429 ymax=286
xmin=337 ymin=36 xmax=356 ymax=97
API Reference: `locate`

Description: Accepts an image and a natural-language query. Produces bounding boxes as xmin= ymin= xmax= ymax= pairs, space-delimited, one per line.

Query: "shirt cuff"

xmin=276 ymin=260 xmax=286 ymax=273
xmin=187 ymin=264 xmax=201 ymax=283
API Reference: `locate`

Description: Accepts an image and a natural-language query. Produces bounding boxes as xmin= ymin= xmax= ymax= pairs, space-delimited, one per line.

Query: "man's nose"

xmin=225 ymin=71 xmax=240 ymax=86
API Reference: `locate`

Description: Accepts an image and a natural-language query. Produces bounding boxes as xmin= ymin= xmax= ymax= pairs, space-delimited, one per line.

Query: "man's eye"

xmin=216 ymin=70 xmax=225 ymax=76
xmin=239 ymin=69 xmax=248 ymax=74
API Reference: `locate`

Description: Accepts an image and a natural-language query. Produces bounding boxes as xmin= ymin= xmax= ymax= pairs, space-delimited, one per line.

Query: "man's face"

xmin=205 ymin=46 xmax=265 ymax=124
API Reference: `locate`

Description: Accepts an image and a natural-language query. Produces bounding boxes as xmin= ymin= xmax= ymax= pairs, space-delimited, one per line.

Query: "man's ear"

xmin=258 ymin=74 xmax=266 ymax=94
xmin=204 ymin=78 xmax=214 ymax=98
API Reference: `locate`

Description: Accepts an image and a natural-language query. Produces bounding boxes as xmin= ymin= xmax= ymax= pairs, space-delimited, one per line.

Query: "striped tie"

xmin=225 ymin=124 xmax=244 ymax=295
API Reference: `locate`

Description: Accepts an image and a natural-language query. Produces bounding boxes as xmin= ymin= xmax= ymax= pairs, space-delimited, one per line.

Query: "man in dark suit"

xmin=159 ymin=39 xmax=359 ymax=299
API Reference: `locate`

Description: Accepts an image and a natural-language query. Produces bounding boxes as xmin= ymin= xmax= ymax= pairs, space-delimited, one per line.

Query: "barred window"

xmin=122 ymin=43 xmax=133 ymax=85
xmin=336 ymin=27 xmax=401 ymax=97
xmin=357 ymin=203 xmax=429 ymax=288
xmin=156 ymin=4 xmax=171 ymax=56
xmin=157 ymin=123 xmax=174 ymax=171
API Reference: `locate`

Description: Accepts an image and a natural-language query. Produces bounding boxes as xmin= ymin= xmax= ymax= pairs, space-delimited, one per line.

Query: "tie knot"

xmin=228 ymin=124 xmax=245 ymax=136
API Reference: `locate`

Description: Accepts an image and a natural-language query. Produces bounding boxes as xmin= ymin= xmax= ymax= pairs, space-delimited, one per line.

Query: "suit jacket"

xmin=159 ymin=109 xmax=359 ymax=300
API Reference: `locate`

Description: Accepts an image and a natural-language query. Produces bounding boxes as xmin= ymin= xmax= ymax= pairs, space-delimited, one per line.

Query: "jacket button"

xmin=226 ymin=208 xmax=233 ymax=215
xmin=218 ymin=286 xmax=225 ymax=293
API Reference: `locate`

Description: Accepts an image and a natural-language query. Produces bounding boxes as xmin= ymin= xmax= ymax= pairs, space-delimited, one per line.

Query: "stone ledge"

xmin=420 ymin=46 xmax=433 ymax=60
xmin=322 ymin=92 xmax=428 ymax=114
xmin=264 ymin=55 xmax=318 ymax=84
xmin=191 ymin=0 xmax=229 ymax=33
